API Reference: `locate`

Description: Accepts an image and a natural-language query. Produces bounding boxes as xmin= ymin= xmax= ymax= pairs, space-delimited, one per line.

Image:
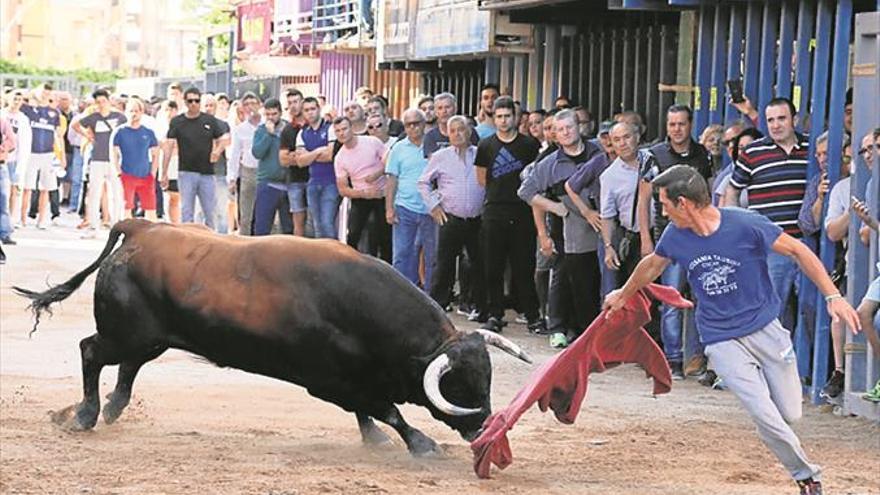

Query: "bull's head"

xmin=421 ymin=331 xmax=532 ymax=441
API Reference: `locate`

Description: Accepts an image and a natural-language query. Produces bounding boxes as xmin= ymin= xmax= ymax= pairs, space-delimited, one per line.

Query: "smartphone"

xmin=727 ymin=79 xmax=745 ymax=104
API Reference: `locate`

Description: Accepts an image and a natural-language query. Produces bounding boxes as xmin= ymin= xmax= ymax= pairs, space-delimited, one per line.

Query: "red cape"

xmin=470 ymin=283 xmax=693 ymax=479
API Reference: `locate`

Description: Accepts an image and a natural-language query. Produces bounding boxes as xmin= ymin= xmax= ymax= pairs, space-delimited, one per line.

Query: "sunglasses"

xmin=367 ymin=123 xmax=383 ymax=130
xmin=186 ymin=98 xmax=200 ymax=104
xmin=859 ymin=147 xmax=873 ymax=156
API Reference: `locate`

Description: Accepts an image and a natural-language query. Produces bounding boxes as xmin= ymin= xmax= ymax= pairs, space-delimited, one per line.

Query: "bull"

xmin=14 ymin=219 xmax=531 ymax=456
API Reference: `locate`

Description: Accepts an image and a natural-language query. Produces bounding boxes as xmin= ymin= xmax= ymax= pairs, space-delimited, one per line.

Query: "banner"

xmin=237 ymin=0 xmax=273 ymax=55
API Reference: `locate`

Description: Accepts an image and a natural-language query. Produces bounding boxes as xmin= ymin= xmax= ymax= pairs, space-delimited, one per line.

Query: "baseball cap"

xmin=598 ymin=120 xmax=615 ymax=136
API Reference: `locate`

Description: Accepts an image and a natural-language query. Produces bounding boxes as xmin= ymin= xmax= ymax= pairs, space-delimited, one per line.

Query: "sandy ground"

xmin=1 ymin=215 xmax=878 ymax=495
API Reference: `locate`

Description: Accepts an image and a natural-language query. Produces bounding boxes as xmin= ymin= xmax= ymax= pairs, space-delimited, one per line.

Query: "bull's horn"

xmin=473 ymin=329 xmax=533 ymax=364
xmin=422 ymin=353 xmax=482 ymax=416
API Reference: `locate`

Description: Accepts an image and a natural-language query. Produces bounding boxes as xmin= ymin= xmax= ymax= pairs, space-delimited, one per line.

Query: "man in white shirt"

xmin=227 ymin=93 xmax=262 ymax=235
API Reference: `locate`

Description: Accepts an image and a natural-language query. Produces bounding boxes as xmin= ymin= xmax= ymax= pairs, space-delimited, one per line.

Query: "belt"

xmin=447 ymin=213 xmax=481 ymax=222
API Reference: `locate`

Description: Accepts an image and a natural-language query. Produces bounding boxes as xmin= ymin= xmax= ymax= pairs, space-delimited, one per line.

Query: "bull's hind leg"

xmin=58 ymin=334 xmax=123 ymax=430
xmin=103 ymin=347 xmax=166 ymax=424
xmin=374 ymin=406 xmax=442 ymax=457
xmin=356 ymin=412 xmax=392 ymax=446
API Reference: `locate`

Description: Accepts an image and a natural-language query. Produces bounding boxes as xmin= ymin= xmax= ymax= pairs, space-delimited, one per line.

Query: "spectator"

xmin=474 ymin=84 xmax=500 ymax=139
xmin=554 ymin=95 xmax=571 ymax=110
xmin=252 ymin=98 xmax=293 ymax=236
xmin=518 ymin=110 xmax=530 ymax=136
xmin=474 ymin=96 xmax=543 ymax=333
xmin=112 ymin=99 xmax=159 ymax=221
xmin=418 ymin=95 xmax=437 ymax=132
xmin=201 ymin=93 xmax=231 ymax=233
xmin=716 ymin=127 xmax=762 ymax=207
xmin=228 ymin=92 xmax=261 ymax=236
xmin=700 ymin=124 xmax=724 ymax=175
xmin=711 ymin=121 xmax=747 ymax=204
xmin=423 ymin=93 xmax=478 ymax=159
xmin=164 ymin=87 xmax=229 ymax=229
xmin=527 ymin=110 xmax=545 ymax=144
xmin=73 ymin=88 xmax=126 ymax=238
xmin=385 ymin=108 xmax=435 ymax=289
xmin=797 ymin=131 xmax=834 ymax=238
xmin=355 ymin=86 xmax=374 ymax=108
xmin=295 ymin=96 xmax=338 ymax=239
xmin=639 ymin=104 xmax=712 ymax=379
xmin=366 ymin=96 xmax=404 ymax=137
xmin=519 ymin=109 xmax=602 ymax=348
xmin=0 ymin=113 xmax=16 ymax=248
xmin=20 ymin=84 xmax=65 ymax=229
xmin=366 ymin=113 xmax=392 ymax=150
xmin=1 ymin=89 xmax=31 ymax=230
xmin=573 ymin=106 xmax=594 ymax=139
xmin=156 ymin=100 xmax=181 ymax=223
xmin=857 ymin=254 xmax=880 ymax=402
xmin=333 ymin=116 xmax=391 ymax=261
xmin=726 ymin=97 xmax=809 ymax=326
xmin=286 ymin=89 xmax=305 ymax=128
xmin=851 ymin=129 xmax=879 ymax=245
xmin=418 ymin=115 xmax=486 ymax=316
xmin=342 ymin=99 xmax=368 ymax=136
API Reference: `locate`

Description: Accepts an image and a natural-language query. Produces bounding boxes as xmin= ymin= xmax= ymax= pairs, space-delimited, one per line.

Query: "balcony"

xmin=311 ymin=0 xmax=373 ymax=47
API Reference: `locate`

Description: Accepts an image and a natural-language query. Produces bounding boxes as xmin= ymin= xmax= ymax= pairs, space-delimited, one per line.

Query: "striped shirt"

xmin=730 ymin=134 xmax=809 ymax=238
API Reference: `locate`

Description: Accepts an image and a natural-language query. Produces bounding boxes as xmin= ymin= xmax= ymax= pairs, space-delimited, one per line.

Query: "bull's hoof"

xmin=361 ymin=425 xmax=393 ymax=447
xmin=50 ymin=403 xmax=97 ymax=431
xmin=407 ymin=432 xmax=444 ymax=458
xmin=102 ymin=401 xmax=125 ymax=425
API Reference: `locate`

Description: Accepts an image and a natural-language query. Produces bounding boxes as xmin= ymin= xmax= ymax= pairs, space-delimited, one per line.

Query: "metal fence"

xmin=0 ymin=74 xmax=104 ymax=98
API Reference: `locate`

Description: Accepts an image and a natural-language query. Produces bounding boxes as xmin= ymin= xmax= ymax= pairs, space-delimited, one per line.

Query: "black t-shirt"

xmin=642 ymin=139 xmax=713 ymax=240
xmin=388 ymin=119 xmax=404 ymax=137
xmin=167 ymin=112 xmax=226 ymax=175
xmin=280 ymin=122 xmax=309 ymax=183
xmin=80 ymin=111 xmax=127 ymax=162
xmin=61 ymin=109 xmax=74 ymax=153
xmin=423 ymin=126 xmax=479 ymax=158
xmin=475 ymin=133 xmax=540 ymax=219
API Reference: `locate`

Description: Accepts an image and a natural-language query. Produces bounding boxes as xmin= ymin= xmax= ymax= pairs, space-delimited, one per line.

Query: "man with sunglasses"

xmin=365 ymin=114 xmax=391 ymax=150
xmin=163 ymin=87 xmax=229 ymax=229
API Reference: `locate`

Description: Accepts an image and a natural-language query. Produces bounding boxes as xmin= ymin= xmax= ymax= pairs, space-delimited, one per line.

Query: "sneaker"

xmin=467 ymin=310 xmax=489 ymax=323
xmin=549 ymin=332 xmax=568 ymax=349
xmin=670 ymin=361 xmax=685 ymax=381
xmin=481 ymin=317 xmax=504 ymax=333
xmin=515 ymin=313 xmax=528 ymax=324
xmin=820 ymin=370 xmax=845 ymax=399
xmin=711 ymin=376 xmax=727 ymax=390
xmin=684 ymin=354 xmax=708 ymax=377
xmin=862 ymin=380 xmax=880 ymax=403
xmin=698 ymin=369 xmax=718 ymax=387
xmin=456 ymin=304 xmax=473 ymax=317
xmin=796 ymin=477 xmax=823 ymax=495
xmin=527 ymin=317 xmax=547 ymax=334
xmin=81 ymin=229 xmax=98 ymax=239
xmin=36 ymin=222 xmax=48 ymax=230
xmin=0 ymin=237 xmax=15 ymax=245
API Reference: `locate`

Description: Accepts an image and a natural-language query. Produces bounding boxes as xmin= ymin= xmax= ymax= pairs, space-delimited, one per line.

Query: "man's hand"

xmin=547 ymin=201 xmax=568 ymax=218
xmin=602 ymin=289 xmax=627 ymax=316
xmin=210 ymin=150 xmax=221 ymax=163
xmin=604 ymin=246 xmax=620 ymax=270
xmin=386 ymin=206 xmax=398 ymax=225
xmin=817 ymin=174 xmax=830 ymax=197
xmin=731 ymin=95 xmax=758 ymax=120
xmin=430 ymin=206 xmax=448 ymax=226
xmin=851 ymin=197 xmax=877 ymax=229
xmin=161 ymin=177 xmax=169 ymax=190
xmin=539 ymin=234 xmax=554 ymax=257
xmin=365 ymin=170 xmax=384 ymax=183
xmin=579 ymin=206 xmax=603 ymax=232
xmin=265 ymin=120 xmax=276 ymax=135
xmin=640 ymin=238 xmax=654 ymax=258
xmin=828 ymin=297 xmax=862 ymax=335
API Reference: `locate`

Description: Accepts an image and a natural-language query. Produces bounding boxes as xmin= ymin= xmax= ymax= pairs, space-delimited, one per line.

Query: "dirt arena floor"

xmin=1 ymin=218 xmax=878 ymax=495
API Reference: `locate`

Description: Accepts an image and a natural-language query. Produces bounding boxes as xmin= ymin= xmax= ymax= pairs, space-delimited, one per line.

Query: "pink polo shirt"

xmin=334 ymin=135 xmax=387 ymax=196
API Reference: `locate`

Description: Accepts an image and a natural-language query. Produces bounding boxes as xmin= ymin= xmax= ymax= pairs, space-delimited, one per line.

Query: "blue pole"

xmin=793 ymin=1 xmax=816 ymax=128
xmin=709 ymin=4 xmax=729 ymax=126
xmin=757 ymin=2 xmax=780 ymax=132
xmin=693 ymin=4 xmax=714 ymax=136
xmin=775 ymin=1 xmax=797 ymax=99
xmin=725 ymin=4 xmax=744 ymax=124
xmin=743 ymin=2 xmax=763 ymax=113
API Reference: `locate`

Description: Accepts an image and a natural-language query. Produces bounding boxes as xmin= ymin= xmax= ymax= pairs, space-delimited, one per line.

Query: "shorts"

xmin=121 ymin=173 xmax=157 ymax=210
xmin=287 ymin=181 xmax=308 ymax=214
xmin=7 ymin=161 xmax=17 ymax=185
xmin=21 ymin=152 xmax=58 ymax=191
xmin=865 ymin=276 xmax=880 ymax=303
xmin=167 ymin=179 xmax=179 ymax=193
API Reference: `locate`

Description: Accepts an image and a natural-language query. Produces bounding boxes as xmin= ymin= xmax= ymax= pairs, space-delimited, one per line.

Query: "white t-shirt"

xmin=824 ymin=176 xmax=851 ymax=230
xmin=0 ymin=109 xmax=32 ymax=165
xmin=152 ymin=118 xmax=179 ymax=180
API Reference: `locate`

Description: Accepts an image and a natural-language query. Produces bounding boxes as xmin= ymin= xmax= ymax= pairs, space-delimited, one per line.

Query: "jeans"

xmin=214 ymin=175 xmax=229 ymax=234
xmin=347 ymin=197 xmax=391 ymax=262
xmin=767 ymin=252 xmax=799 ymax=324
xmin=0 ymin=164 xmax=11 ymax=240
xmin=179 ymin=171 xmax=216 ymax=229
xmin=67 ymin=148 xmax=84 ymax=212
xmin=392 ymin=205 xmax=437 ymax=290
xmin=307 ymin=183 xmax=339 ymax=239
xmin=253 ymin=182 xmax=293 ymax=236
xmin=660 ymin=262 xmax=702 ymax=363
xmin=596 ymin=242 xmax=618 ymax=299
xmin=430 ymin=214 xmax=484 ymax=311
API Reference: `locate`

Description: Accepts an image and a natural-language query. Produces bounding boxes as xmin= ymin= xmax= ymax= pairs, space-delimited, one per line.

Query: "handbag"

xmin=617 ymin=168 xmax=641 ymax=261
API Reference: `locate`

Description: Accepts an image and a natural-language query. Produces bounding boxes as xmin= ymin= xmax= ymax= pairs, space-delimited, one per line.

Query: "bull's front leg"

xmin=374 ymin=406 xmax=443 ymax=457
xmin=356 ymin=413 xmax=392 ymax=446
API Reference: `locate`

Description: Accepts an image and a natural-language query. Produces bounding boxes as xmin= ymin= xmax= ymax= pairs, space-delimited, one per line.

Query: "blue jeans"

xmin=767 ymin=252 xmax=799 ymax=323
xmin=179 ymin=171 xmax=216 ymax=229
xmin=661 ymin=262 xmax=702 ymax=362
xmin=0 ymin=164 xmax=11 ymax=240
xmin=596 ymin=242 xmax=618 ymax=299
xmin=253 ymin=182 xmax=293 ymax=236
xmin=307 ymin=183 xmax=339 ymax=239
xmin=392 ymin=205 xmax=438 ymax=291
xmin=67 ymin=148 xmax=84 ymax=212
xmin=213 ymin=175 xmax=229 ymax=234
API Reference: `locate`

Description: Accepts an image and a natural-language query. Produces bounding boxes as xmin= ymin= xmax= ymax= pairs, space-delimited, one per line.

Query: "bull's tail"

xmin=13 ymin=220 xmax=136 ymax=336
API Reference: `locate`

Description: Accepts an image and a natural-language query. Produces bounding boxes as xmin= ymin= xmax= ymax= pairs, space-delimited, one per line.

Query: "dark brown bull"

xmin=15 ymin=219 xmax=531 ymax=455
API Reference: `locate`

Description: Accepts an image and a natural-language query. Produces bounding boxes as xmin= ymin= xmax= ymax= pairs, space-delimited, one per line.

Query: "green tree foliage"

xmin=184 ymin=0 xmax=235 ymax=71
xmin=0 ymin=59 xmax=121 ymax=83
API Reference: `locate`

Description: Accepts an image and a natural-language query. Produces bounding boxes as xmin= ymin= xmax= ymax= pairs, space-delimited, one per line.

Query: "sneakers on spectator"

xmin=796 ymin=477 xmax=823 ymax=495
xmin=0 ymin=236 xmax=15 ymax=245
xmin=549 ymin=332 xmax=568 ymax=349
xmin=820 ymin=370 xmax=845 ymax=399
xmin=467 ymin=310 xmax=489 ymax=323
xmin=698 ymin=369 xmax=718 ymax=387
xmin=515 ymin=313 xmax=528 ymax=324
xmin=456 ymin=303 xmax=473 ymax=317
xmin=481 ymin=317 xmax=504 ymax=333
xmin=684 ymin=354 xmax=707 ymax=377
xmin=81 ymin=229 xmax=98 ymax=240
xmin=862 ymin=380 xmax=880 ymax=403
xmin=36 ymin=221 xmax=48 ymax=230
xmin=527 ymin=317 xmax=547 ymax=334
xmin=670 ymin=361 xmax=685 ymax=381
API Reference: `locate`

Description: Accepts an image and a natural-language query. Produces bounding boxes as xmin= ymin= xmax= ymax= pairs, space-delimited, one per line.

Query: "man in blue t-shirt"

xmin=603 ymin=165 xmax=861 ymax=495
xmin=294 ymin=97 xmax=338 ymax=239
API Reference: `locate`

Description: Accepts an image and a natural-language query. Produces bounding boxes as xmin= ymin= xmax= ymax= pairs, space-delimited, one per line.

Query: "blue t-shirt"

xmin=113 ymin=125 xmax=158 ymax=177
xmin=385 ymin=138 xmax=429 ymax=214
xmin=655 ymin=208 xmax=784 ymax=345
xmin=474 ymin=122 xmax=496 ymax=140
xmin=296 ymin=121 xmax=336 ymax=186
xmin=22 ymin=105 xmax=60 ymax=154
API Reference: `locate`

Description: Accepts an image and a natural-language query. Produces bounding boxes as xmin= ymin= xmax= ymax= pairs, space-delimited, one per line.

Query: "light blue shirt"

xmin=386 ymin=137 xmax=429 ymax=214
xmin=475 ymin=122 xmax=496 ymax=140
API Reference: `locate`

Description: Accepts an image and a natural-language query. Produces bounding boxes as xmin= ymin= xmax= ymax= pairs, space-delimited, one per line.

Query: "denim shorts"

xmin=287 ymin=181 xmax=308 ymax=214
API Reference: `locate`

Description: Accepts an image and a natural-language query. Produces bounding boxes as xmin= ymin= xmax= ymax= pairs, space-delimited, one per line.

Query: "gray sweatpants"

xmin=704 ymin=319 xmax=821 ymax=481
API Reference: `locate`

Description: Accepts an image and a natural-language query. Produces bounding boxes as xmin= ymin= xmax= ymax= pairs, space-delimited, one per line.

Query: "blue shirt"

xmin=655 ymin=208 xmax=784 ymax=345
xmin=386 ymin=138 xmax=429 ymax=214
xmin=21 ymin=105 xmax=60 ymax=154
xmin=296 ymin=121 xmax=336 ymax=186
xmin=475 ymin=122 xmax=496 ymax=140
xmin=113 ymin=125 xmax=158 ymax=177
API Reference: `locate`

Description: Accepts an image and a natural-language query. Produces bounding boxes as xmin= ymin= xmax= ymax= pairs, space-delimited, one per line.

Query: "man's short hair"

xmin=332 ymin=116 xmax=351 ymax=127
xmin=766 ymin=97 xmax=797 ymax=117
xmin=367 ymin=95 xmax=388 ymax=111
xmin=434 ymin=92 xmax=456 ymax=107
xmin=183 ymin=86 xmax=201 ymax=99
xmin=447 ymin=115 xmax=471 ymax=136
xmin=531 ymin=109 xmax=547 ymax=117
xmin=874 ymin=127 xmax=880 ymax=140
xmin=263 ymin=98 xmax=282 ymax=111
xmin=667 ymin=104 xmax=693 ymax=122
xmin=302 ymin=96 xmax=320 ymax=108
xmin=92 ymin=88 xmax=110 ymax=100
xmin=216 ymin=93 xmax=230 ymax=103
xmin=166 ymin=100 xmax=178 ymax=110
xmin=554 ymin=108 xmax=579 ymax=128
xmin=241 ymin=91 xmax=260 ymax=103
xmin=492 ymin=96 xmax=516 ymax=114
xmin=417 ymin=95 xmax=434 ymax=107
xmin=481 ymin=83 xmax=500 ymax=94
xmin=610 ymin=121 xmax=641 ymax=139
xmin=651 ymin=165 xmax=711 ymax=208
xmin=355 ymin=86 xmax=373 ymax=97
xmin=286 ymin=88 xmax=304 ymax=99
xmin=169 ymin=82 xmax=182 ymax=91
